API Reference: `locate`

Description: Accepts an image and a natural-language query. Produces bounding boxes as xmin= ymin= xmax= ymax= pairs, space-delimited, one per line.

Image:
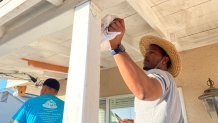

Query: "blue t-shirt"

xmin=12 ymin=94 xmax=64 ymax=123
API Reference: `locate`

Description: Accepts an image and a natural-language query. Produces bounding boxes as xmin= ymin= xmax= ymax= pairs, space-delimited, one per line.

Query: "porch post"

xmin=63 ymin=1 xmax=101 ymax=123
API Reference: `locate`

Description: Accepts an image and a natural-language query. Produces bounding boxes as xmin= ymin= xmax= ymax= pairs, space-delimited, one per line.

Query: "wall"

xmin=100 ymin=61 xmax=144 ymax=97
xmin=57 ymin=79 xmax=67 ymax=100
xmin=176 ymin=43 xmax=218 ymax=123
xmin=100 ymin=43 xmax=218 ymax=123
xmin=0 ymin=93 xmax=23 ymax=123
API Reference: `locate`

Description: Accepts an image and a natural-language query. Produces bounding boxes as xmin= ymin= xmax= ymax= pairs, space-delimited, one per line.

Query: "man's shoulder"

xmin=28 ymin=95 xmax=43 ymax=100
xmin=147 ymin=69 xmax=169 ymax=76
xmin=22 ymin=95 xmax=41 ymax=105
xmin=25 ymin=95 xmax=64 ymax=107
xmin=42 ymin=95 xmax=64 ymax=104
xmin=25 ymin=95 xmax=50 ymax=102
xmin=147 ymin=69 xmax=175 ymax=84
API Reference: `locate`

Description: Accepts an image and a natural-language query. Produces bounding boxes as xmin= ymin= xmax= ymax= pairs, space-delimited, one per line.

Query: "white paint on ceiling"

xmin=0 ymin=0 xmax=218 ymax=81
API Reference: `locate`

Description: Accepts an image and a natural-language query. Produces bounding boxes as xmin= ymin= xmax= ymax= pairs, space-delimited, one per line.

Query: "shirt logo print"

xmin=42 ymin=100 xmax=57 ymax=109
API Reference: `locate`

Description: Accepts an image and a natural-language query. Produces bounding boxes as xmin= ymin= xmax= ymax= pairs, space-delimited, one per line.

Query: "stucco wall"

xmin=175 ymin=43 xmax=218 ymax=123
xmin=100 ymin=43 xmax=218 ymax=123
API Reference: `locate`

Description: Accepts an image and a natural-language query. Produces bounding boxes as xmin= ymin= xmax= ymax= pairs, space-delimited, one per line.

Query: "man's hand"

xmin=119 ymin=119 xmax=134 ymax=123
xmin=108 ymin=18 xmax=126 ymax=49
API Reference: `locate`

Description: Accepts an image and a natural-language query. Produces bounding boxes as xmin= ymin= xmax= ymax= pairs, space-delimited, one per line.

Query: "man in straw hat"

xmin=108 ymin=18 xmax=184 ymax=123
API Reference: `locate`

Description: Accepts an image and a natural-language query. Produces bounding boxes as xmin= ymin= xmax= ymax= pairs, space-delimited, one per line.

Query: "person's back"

xmin=12 ymin=94 xmax=64 ymax=123
xmin=12 ymin=78 xmax=64 ymax=123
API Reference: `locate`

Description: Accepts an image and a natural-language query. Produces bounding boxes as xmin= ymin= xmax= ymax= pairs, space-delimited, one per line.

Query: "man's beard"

xmin=143 ymin=57 xmax=164 ymax=71
xmin=143 ymin=66 xmax=152 ymax=71
xmin=143 ymin=59 xmax=154 ymax=71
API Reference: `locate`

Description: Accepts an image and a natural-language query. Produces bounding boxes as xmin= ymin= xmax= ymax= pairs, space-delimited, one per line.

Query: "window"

xmin=99 ymin=95 xmax=134 ymax=123
xmin=99 ymin=88 xmax=188 ymax=123
xmin=178 ymin=87 xmax=188 ymax=123
xmin=99 ymin=100 xmax=106 ymax=123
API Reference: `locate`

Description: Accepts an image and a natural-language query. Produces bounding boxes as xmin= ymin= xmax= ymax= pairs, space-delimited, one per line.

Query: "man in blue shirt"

xmin=11 ymin=78 xmax=64 ymax=123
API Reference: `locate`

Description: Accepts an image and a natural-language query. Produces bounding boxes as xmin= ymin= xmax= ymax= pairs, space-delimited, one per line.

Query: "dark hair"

xmin=159 ymin=46 xmax=171 ymax=68
xmin=43 ymin=78 xmax=60 ymax=91
xmin=151 ymin=44 xmax=171 ymax=68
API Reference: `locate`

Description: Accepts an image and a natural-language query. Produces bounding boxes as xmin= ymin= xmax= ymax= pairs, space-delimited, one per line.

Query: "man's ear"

xmin=44 ymin=86 xmax=49 ymax=93
xmin=41 ymin=86 xmax=49 ymax=94
xmin=162 ymin=56 xmax=169 ymax=65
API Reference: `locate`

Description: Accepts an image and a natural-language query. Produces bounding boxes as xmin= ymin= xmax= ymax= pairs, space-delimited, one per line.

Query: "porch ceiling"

xmin=0 ymin=0 xmax=218 ymax=82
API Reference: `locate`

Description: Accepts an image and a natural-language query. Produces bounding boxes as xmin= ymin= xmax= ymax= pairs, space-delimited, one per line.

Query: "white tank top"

xmin=134 ymin=69 xmax=184 ymax=123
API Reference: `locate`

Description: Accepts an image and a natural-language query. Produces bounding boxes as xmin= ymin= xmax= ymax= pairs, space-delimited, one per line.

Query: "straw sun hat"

xmin=139 ymin=35 xmax=181 ymax=77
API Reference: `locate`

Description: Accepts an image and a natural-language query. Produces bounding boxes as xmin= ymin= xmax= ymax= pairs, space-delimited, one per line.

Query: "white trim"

xmin=0 ymin=0 xmax=11 ymax=8
xmin=101 ymin=94 xmax=134 ymax=100
xmin=178 ymin=87 xmax=188 ymax=123
xmin=6 ymin=80 xmax=29 ymax=88
xmin=0 ymin=0 xmax=43 ymax=25
xmin=0 ymin=89 xmax=25 ymax=102
xmin=46 ymin=0 xmax=63 ymax=6
xmin=105 ymin=98 xmax=110 ymax=123
xmin=100 ymin=90 xmax=188 ymax=123
xmin=63 ymin=1 xmax=101 ymax=123
xmin=100 ymin=94 xmax=134 ymax=123
xmin=0 ymin=0 xmax=81 ymax=56
xmin=0 ymin=0 xmax=27 ymax=18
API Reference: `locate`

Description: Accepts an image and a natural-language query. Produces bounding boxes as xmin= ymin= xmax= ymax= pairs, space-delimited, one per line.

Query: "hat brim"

xmin=139 ymin=35 xmax=181 ymax=77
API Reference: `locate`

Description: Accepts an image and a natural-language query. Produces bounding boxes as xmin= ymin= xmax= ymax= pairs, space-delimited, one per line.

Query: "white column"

xmin=63 ymin=1 xmax=101 ymax=123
